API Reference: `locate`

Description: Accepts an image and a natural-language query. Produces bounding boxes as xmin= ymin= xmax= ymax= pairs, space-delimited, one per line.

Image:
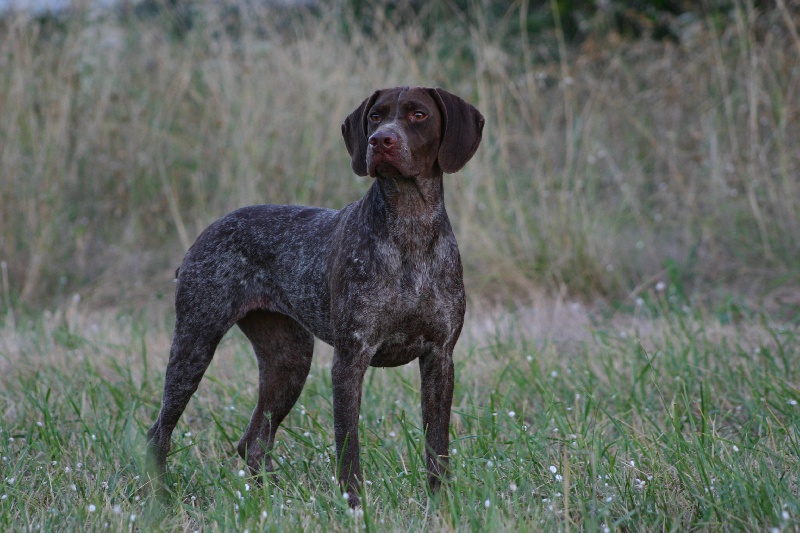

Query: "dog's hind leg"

xmin=235 ymin=310 xmax=314 ymax=477
xmin=146 ymin=318 xmax=226 ymax=482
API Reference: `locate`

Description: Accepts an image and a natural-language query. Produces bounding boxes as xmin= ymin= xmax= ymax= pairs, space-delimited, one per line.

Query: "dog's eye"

xmin=368 ymin=113 xmax=381 ymax=122
xmin=412 ymin=111 xmax=427 ymax=121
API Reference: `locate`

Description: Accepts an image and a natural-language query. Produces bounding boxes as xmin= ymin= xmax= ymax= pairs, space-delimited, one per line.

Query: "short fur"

xmin=146 ymin=86 xmax=485 ymax=507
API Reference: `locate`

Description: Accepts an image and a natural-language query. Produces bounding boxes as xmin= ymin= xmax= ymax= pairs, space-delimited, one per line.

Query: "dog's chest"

xmin=360 ymin=254 xmax=464 ymax=367
xmin=329 ymin=215 xmax=465 ymax=365
xmin=371 ymin=237 xmax=462 ymax=313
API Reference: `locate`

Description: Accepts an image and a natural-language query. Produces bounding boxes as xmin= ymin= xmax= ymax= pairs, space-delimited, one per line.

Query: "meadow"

xmin=1 ymin=293 xmax=798 ymax=530
xmin=0 ymin=1 xmax=799 ymax=530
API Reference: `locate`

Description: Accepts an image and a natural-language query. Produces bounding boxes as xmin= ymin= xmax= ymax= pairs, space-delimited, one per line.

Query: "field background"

xmin=0 ymin=0 xmax=799 ymax=530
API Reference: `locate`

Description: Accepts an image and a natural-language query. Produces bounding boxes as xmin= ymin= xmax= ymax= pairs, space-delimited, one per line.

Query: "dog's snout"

xmin=369 ymin=130 xmax=398 ymax=150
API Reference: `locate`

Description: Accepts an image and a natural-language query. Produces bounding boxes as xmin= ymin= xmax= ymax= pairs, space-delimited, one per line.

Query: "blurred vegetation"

xmin=0 ymin=0 xmax=798 ymax=313
xmin=344 ymin=0 xmax=693 ymax=42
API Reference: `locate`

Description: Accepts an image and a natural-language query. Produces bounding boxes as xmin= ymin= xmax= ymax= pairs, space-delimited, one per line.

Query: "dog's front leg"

xmin=331 ymin=349 xmax=370 ymax=508
xmin=419 ymin=349 xmax=455 ymax=493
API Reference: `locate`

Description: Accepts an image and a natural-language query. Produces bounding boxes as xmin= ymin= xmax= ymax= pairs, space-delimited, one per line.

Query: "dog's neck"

xmin=366 ymin=172 xmax=449 ymax=252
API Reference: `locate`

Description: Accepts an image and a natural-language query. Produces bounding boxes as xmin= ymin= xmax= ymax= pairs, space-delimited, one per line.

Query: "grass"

xmin=1 ymin=294 xmax=798 ymax=530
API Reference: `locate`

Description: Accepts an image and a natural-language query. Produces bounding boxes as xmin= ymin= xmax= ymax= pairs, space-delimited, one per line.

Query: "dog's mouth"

xmin=372 ymin=162 xmax=406 ymax=179
xmin=368 ymin=153 xmax=404 ymax=178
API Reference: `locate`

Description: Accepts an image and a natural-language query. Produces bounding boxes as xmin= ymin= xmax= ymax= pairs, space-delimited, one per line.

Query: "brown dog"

xmin=146 ymin=87 xmax=484 ymax=506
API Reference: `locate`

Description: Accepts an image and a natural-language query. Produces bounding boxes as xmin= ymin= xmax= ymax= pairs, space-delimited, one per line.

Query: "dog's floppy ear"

xmin=429 ymin=88 xmax=485 ymax=174
xmin=342 ymin=90 xmax=382 ymax=177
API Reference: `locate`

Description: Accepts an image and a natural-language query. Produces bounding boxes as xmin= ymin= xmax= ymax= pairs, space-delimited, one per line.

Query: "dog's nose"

xmin=369 ymin=130 xmax=398 ymax=149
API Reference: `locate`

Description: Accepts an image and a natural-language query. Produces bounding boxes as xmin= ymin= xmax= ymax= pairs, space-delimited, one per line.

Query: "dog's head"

xmin=342 ymin=87 xmax=484 ymax=179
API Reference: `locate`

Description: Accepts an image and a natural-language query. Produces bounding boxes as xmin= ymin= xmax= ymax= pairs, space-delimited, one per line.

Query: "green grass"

xmin=1 ymin=298 xmax=797 ymax=530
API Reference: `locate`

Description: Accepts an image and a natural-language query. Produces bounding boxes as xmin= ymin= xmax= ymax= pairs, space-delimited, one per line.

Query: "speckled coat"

xmin=147 ymin=87 xmax=484 ymax=507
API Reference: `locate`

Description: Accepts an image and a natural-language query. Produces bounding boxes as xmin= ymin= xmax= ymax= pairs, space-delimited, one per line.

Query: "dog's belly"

xmin=370 ymin=332 xmax=438 ymax=367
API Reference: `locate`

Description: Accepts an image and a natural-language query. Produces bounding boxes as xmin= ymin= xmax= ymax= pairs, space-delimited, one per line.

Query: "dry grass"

xmin=0 ymin=2 xmax=798 ymax=311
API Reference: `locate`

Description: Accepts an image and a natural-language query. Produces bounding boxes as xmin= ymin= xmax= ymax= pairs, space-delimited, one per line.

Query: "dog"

xmin=146 ymin=86 xmax=484 ymax=507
